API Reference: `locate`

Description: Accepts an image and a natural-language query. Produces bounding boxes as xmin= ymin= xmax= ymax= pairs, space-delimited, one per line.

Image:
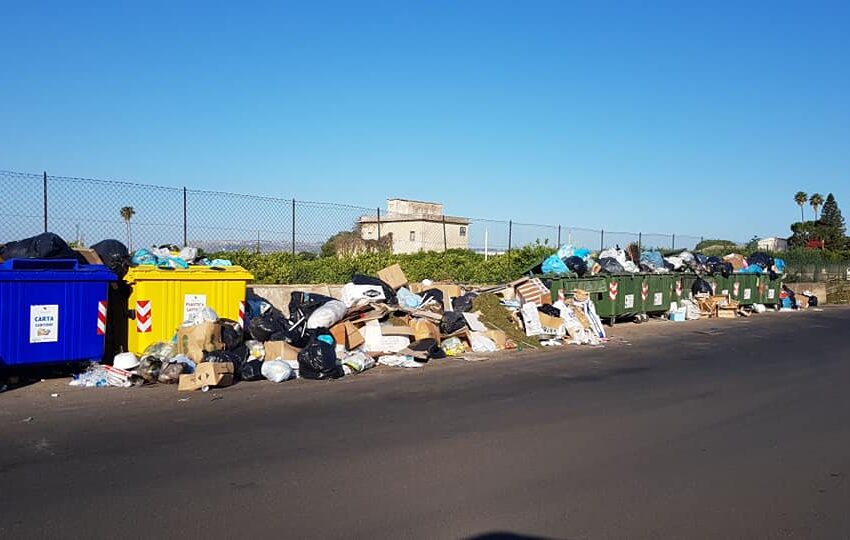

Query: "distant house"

xmin=359 ymin=199 xmax=470 ymax=254
xmin=757 ymin=237 xmax=788 ymax=252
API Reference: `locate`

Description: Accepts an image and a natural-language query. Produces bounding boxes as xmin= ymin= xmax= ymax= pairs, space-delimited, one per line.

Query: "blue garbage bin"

xmin=0 ymin=259 xmax=117 ymax=366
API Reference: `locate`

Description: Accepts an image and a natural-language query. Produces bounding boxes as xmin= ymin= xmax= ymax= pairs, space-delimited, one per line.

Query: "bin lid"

xmin=124 ymin=264 xmax=254 ymax=283
xmin=0 ymin=258 xmax=118 ymax=282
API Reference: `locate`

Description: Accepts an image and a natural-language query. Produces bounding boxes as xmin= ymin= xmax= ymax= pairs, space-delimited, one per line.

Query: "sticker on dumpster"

xmin=768 ymin=289 xmax=775 ymax=299
xmin=721 ymin=289 xmax=729 ymax=296
xmin=624 ymin=294 xmax=634 ymax=309
xmin=136 ymin=300 xmax=152 ymax=333
xmin=654 ymin=292 xmax=663 ymax=306
xmin=30 ymin=304 xmax=59 ymax=344
xmin=97 ymin=300 xmax=107 ymax=335
xmin=608 ymin=281 xmax=619 ymax=301
xmin=183 ymin=294 xmax=207 ymax=322
xmin=743 ymin=288 xmax=752 ymax=300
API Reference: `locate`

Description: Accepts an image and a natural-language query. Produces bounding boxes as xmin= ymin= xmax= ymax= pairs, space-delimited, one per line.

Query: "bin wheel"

xmin=609 ymin=316 xmax=616 ymax=326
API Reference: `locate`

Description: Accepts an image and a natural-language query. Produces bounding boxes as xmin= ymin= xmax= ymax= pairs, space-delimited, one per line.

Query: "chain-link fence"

xmin=0 ymin=169 xmax=706 ymax=255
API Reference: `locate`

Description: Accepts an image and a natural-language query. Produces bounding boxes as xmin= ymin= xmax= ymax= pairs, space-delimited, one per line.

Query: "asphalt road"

xmin=2 ymin=308 xmax=849 ymax=539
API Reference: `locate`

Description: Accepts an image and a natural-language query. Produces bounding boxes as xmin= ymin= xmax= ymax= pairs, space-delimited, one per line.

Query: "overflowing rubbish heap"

xmin=0 ymin=232 xmax=819 ymax=393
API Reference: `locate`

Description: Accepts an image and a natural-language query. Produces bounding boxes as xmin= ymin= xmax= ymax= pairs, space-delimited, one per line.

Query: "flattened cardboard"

xmin=381 ymin=325 xmax=416 ymax=337
xmin=73 ymin=248 xmax=104 ymax=265
xmin=462 ymin=312 xmax=487 ymax=332
xmin=178 ymin=362 xmax=234 ymax=391
xmin=264 ymin=340 xmax=302 ymax=361
xmin=176 ymin=322 xmax=224 ymax=363
xmin=538 ymin=312 xmax=564 ymax=334
xmin=377 ymin=264 xmax=408 ymax=290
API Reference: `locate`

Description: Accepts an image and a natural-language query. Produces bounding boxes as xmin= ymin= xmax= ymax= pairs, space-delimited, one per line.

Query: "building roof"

xmin=359 ymin=213 xmax=470 ymax=225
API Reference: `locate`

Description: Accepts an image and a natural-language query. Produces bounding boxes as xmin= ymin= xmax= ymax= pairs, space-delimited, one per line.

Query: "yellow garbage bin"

xmin=124 ymin=266 xmax=254 ymax=355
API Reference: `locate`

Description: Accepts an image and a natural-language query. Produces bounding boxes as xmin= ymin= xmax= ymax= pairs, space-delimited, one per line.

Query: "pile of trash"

xmin=535 ymin=242 xmax=786 ymax=279
xmin=75 ymin=262 xmax=610 ymax=392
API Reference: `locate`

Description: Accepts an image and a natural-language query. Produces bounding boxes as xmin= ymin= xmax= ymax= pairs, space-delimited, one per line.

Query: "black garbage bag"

xmin=218 ymin=318 xmax=243 ymax=350
xmin=748 ymin=252 xmax=773 ymax=269
xmin=137 ymin=356 xmax=162 ymax=383
xmin=451 ymin=292 xmax=478 ymax=313
xmin=663 ymin=260 xmax=676 ymax=271
xmin=239 ymin=359 xmax=265 ymax=381
xmin=90 ymin=239 xmax=130 ymax=277
xmin=204 ymin=350 xmax=242 ymax=363
xmin=639 ymin=262 xmax=655 ymax=273
xmin=419 ymin=288 xmax=445 ymax=309
xmin=247 ymin=309 xmax=289 ymax=341
xmin=286 ymin=291 xmax=337 ymax=347
xmin=298 ymin=333 xmax=343 ymax=380
xmin=718 ymin=262 xmax=733 ymax=278
xmin=565 ymin=256 xmax=588 ymax=277
xmin=538 ymin=304 xmax=561 ymax=318
xmin=598 ymin=257 xmax=625 ymax=274
xmin=0 ymin=232 xmax=78 ymax=261
xmin=440 ymin=311 xmax=468 ymax=335
xmin=401 ymin=338 xmax=443 ymax=361
xmin=808 ymin=295 xmax=819 ymax=307
xmin=694 ymin=253 xmax=709 ymax=265
xmin=351 ymin=274 xmax=397 ymax=306
xmin=692 ymin=277 xmax=712 ymax=296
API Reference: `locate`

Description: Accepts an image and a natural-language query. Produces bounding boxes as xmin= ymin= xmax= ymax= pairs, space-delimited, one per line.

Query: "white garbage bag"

xmin=306 ymin=300 xmax=348 ymax=329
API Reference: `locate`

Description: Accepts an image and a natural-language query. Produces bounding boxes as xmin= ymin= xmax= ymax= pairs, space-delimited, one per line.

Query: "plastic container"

xmin=0 ymin=259 xmax=117 ymax=366
xmin=124 ymin=265 xmax=254 ymax=355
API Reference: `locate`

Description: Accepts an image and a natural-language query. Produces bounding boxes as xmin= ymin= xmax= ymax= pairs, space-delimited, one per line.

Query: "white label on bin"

xmin=624 ymin=294 xmax=635 ymax=309
xmin=654 ymin=292 xmax=663 ymax=306
xmin=30 ymin=304 xmax=59 ymax=344
xmin=744 ymin=288 xmax=752 ymax=300
xmin=768 ymin=289 xmax=775 ymax=299
xmin=721 ymin=289 xmax=729 ymax=296
xmin=183 ymin=294 xmax=207 ymax=322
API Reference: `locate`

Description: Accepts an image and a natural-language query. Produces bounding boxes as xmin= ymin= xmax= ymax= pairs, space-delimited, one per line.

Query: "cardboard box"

xmin=410 ymin=319 xmax=441 ymax=343
xmin=264 ymin=341 xmax=302 ymax=361
xmin=176 ymin=322 xmax=224 ymax=363
xmin=329 ymin=321 xmax=366 ymax=351
xmin=377 ymin=264 xmax=408 ymax=290
xmin=514 ymin=277 xmax=551 ymax=306
xmin=73 ymin=248 xmax=104 ymax=265
xmin=485 ymin=329 xmax=507 ymax=349
xmin=178 ymin=362 xmax=234 ymax=392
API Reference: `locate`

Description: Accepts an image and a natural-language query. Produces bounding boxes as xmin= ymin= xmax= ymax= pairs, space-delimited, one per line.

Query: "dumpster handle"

xmin=1 ymin=258 xmax=80 ymax=270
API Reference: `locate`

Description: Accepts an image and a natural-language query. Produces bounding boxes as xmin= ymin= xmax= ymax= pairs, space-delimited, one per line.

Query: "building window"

xmin=409 ymin=230 xmax=416 ymax=241
xmin=459 ymin=226 xmax=467 ymax=237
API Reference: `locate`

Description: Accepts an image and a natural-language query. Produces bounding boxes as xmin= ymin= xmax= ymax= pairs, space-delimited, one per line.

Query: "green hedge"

xmin=210 ymin=245 xmax=552 ymax=285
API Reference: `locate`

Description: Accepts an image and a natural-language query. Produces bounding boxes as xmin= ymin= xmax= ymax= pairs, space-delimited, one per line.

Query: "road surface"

xmin=1 ymin=307 xmax=849 ymax=539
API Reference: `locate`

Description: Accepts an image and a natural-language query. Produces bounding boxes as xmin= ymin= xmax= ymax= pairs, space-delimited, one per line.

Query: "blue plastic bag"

xmin=541 ymin=254 xmax=568 ymax=274
xmin=774 ymin=258 xmax=786 ymax=272
xmin=131 ymin=248 xmax=158 ymax=266
xmin=573 ymin=248 xmax=591 ymax=261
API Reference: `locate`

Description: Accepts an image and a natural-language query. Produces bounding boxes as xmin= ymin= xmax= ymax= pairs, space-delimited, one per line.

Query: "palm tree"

xmin=794 ymin=191 xmax=808 ymax=222
xmin=120 ymin=206 xmax=136 ymax=250
xmin=809 ymin=193 xmax=824 ymax=220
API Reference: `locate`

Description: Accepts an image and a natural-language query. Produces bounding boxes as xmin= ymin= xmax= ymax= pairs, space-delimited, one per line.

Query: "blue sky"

xmin=2 ymin=0 xmax=848 ymax=242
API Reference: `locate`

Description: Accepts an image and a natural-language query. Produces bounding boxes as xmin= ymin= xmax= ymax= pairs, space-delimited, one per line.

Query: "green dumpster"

xmin=761 ymin=275 xmax=782 ymax=306
xmin=644 ymin=274 xmax=674 ymax=314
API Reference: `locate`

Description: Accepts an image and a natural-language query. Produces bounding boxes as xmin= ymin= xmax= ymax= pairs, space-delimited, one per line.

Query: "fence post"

xmin=182 ymin=187 xmax=188 ymax=247
xmin=507 ymin=220 xmax=513 ymax=269
xmin=672 ymin=234 xmax=676 ymax=250
xmin=43 ymin=171 xmax=48 ymax=233
xmin=377 ymin=207 xmax=381 ymax=239
xmin=442 ymin=215 xmax=448 ymax=252
xmin=291 ymin=199 xmax=296 ymax=257
xmin=638 ymin=232 xmax=642 ymax=253
xmin=557 ymin=224 xmax=561 ymax=246
xmin=600 ymin=230 xmax=605 ymax=252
